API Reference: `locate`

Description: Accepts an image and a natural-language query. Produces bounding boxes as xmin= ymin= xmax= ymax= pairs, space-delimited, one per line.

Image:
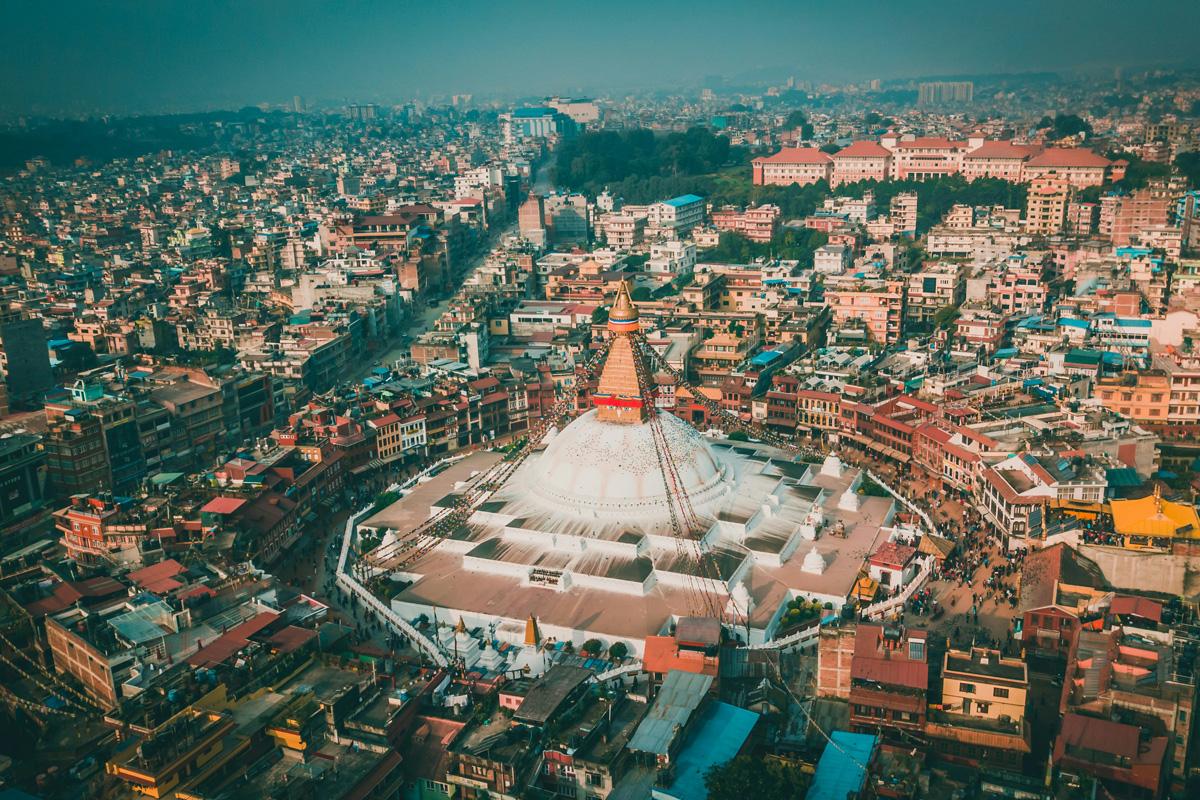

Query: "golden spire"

xmin=594 ymin=283 xmax=650 ymax=424
xmin=524 ymin=614 xmax=540 ymax=646
xmin=455 ymin=616 xmax=467 ymax=635
xmin=608 ymin=280 xmax=640 ymax=328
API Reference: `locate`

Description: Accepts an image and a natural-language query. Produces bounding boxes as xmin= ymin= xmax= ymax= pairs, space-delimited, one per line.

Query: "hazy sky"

xmin=2 ymin=0 xmax=1198 ymax=115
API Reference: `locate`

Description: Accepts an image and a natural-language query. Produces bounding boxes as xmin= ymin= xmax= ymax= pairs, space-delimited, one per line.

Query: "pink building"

xmin=752 ymin=147 xmax=833 ymax=186
xmin=954 ymin=309 xmax=1008 ymax=353
xmin=826 ymin=279 xmax=906 ymax=344
xmin=885 ymin=135 xmax=968 ymax=181
xmin=1022 ymin=148 xmax=1113 ymax=188
xmin=987 ymin=256 xmax=1047 ymax=315
xmin=961 ymin=140 xmax=1040 ymax=181
xmin=831 ymin=141 xmax=893 ymax=186
xmin=710 ymin=204 xmax=781 ymax=242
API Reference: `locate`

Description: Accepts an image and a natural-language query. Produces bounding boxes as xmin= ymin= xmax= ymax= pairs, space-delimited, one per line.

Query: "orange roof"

xmin=893 ymin=137 xmax=965 ymax=150
xmin=127 ymin=558 xmax=186 ymax=594
xmin=755 ymin=147 xmax=833 ymax=165
xmin=642 ymin=634 xmax=719 ymax=677
xmin=965 ymin=140 xmax=1040 ymax=160
xmin=201 ymin=496 xmax=247 ymax=515
xmin=835 ymin=141 xmax=892 ymax=159
xmin=1025 ymin=148 xmax=1110 ymax=168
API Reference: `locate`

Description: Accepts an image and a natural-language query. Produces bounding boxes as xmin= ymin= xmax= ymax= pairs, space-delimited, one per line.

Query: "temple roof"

xmin=1110 ymin=489 xmax=1200 ymax=539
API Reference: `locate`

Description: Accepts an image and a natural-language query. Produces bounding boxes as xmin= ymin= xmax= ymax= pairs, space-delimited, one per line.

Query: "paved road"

xmin=353 ymin=156 xmax=552 ymax=382
xmin=352 ymin=220 xmax=520 ymax=382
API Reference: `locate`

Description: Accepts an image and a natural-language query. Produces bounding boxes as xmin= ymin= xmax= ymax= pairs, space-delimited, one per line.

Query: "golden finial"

xmin=609 ymin=280 xmax=639 ymax=324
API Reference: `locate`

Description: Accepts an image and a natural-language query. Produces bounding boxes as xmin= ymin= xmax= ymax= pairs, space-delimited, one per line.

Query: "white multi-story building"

xmin=646 ymin=240 xmax=696 ymax=276
xmin=647 ymin=195 xmax=705 ymax=240
xmin=813 ymin=244 xmax=851 ymax=274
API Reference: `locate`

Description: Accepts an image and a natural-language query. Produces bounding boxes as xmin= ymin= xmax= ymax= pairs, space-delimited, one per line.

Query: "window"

xmin=960 ymin=683 xmax=976 ymax=694
xmin=993 ymin=687 xmax=1009 ymax=698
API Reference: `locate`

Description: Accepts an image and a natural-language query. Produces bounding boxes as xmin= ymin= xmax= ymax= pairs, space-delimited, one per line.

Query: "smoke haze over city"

xmin=3 ymin=0 xmax=1200 ymax=115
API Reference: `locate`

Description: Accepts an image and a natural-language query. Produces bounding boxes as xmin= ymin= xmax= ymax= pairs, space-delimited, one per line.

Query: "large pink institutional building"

xmin=753 ymin=134 xmax=1119 ymax=188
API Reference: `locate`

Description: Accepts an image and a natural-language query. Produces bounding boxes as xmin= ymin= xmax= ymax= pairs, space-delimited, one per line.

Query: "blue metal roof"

xmin=1105 ymin=467 xmax=1142 ymax=488
xmin=751 ymin=350 xmax=783 ymax=366
xmin=651 ymin=702 xmax=758 ymax=800
xmin=1058 ymin=318 xmax=1090 ymax=329
xmin=808 ymin=731 xmax=877 ymax=800
xmin=512 ymin=106 xmax=555 ymax=118
xmin=663 ymin=194 xmax=703 ymax=207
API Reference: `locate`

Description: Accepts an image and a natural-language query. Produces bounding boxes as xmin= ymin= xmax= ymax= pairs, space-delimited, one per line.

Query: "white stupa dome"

xmin=802 ymin=545 xmax=826 ymax=575
xmin=526 ymin=408 xmax=730 ymax=522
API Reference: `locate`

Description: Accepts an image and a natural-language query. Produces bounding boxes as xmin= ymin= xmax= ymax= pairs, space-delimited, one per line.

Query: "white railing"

xmin=860 ymin=556 xmax=936 ymax=622
xmin=335 ymin=458 xmax=470 ymax=668
xmin=865 ymin=467 xmax=938 ymax=536
xmin=749 ymin=622 xmax=821 ymax=651
xmin=753 ymin=470 xmax=938 ymax=650
xmin=593 ymin=661 xmax=644 ymax=683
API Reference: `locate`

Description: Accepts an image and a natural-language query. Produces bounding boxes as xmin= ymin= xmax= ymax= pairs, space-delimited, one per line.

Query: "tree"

xmin=932 ymin=304 xmax=961 ymax=329
xmin=591 ymin=307 xmax=609 ymax=324
xmin=630 ymin=286 xmax=652 ymax=302
xmin=705 ymin=756 xmax=810 ymax=800
xmin=608 ymin=642 xmax=628 ymax=660
xmin=1110 ymin=153 xmax=1170 ymax=190
xmin=1176 ymin=151 xmax=1200 ymax=190
xmin=784 ymin=110 xmax=808 ymax=129
xmin=372 ymin=490 xmax=399 ymax=514
xmin=555 ymin=127 xmax=738 ymax=196
xmin=704 ymin=227 xmax=828 ymax=267
xmin=1050 ymin=113 xmax=1092 ymax=140
xmin=784 ymin=110 xmax=813 ymax=140
xmin=581 ymin=639 xmax=603 ymax=656
xmin=57 ymin=342 xmax=99 ymax=372
xmin=727 ymin=430 xmax=750 ymax=442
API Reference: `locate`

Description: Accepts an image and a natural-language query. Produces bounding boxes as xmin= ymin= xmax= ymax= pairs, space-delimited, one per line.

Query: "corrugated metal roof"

xmin=652 ymin=702 xmax=758 ymax=800
xmin=807 ymin=731 xmax=877 ymax=800
xmin=627 ymin=670 xmax=713 ymax=755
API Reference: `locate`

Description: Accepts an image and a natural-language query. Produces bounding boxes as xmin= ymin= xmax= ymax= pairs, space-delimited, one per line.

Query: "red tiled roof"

xmin=1059 ymin=713 xmax=1139 ymax=759
xmin=850 ymin=625 xmax=929 ymax=690
xmin=127 ymin=559 xmax=186 ymax=594
xmin=965 ymin=140 xmax=1040 ymax=159
xmin=755 ymin=147 xmax=833 ymax=165
xmin=1025 ymin=148 xmax=1111 ymax=168
xmin=893 ymin=137 xmax=965 ymax=150
xmin=642 ymin=634 xmax=719 ymax=677
xmin=851 ymin=655 xmax=928 ymax=690
xmin=869 ymin=541 xmax=918 ymax=569
xmin=835 ymin=141 xmax=892 ymax=159
xmin=187 ymin=611 xmax=279 ymax=668
xmin=75 ymin=576 xmax=126 ymax=597
xmin=264 ymin=625 xmax=318 ymax=654
xmin=201 ymin=496 xmax=247 ymax=515
xmin=401 ymin=716 xmax=466 ymax=782
xmin=1109 ymin=595 xmax=1162 ymax=622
